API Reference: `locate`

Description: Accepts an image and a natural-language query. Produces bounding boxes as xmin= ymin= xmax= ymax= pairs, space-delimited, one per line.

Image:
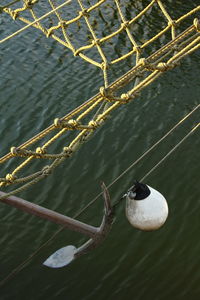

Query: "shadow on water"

xmin=0 ymin=1 xmax=199 ymax=299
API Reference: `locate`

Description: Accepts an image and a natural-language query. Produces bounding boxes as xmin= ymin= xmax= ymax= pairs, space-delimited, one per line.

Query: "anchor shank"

xmin=0 ymin=191 xmax=98 ymax=238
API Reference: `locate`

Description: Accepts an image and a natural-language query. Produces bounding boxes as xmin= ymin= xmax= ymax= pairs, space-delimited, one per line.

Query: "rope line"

xmin=0 ymin=104 xmax=199 ymax=287
xmin=141 ymin=123 xmax=200 ymax=182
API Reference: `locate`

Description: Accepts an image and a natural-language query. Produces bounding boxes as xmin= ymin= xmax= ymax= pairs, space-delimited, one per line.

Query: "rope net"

xmin=0 ymin=0 xmax=200 ymax=199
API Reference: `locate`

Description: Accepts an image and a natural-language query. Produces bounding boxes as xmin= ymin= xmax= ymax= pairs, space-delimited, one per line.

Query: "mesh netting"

xmin=0 ymin=0 xmax=199 ymax=198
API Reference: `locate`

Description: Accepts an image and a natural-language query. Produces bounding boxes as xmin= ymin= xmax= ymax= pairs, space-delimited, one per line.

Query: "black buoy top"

xmin=129 ymin=181 xmax=151 ymax=200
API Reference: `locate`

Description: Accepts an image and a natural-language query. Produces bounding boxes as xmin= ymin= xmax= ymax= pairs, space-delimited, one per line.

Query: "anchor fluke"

xmin=43 ymin=245 xmax=77 ymax=268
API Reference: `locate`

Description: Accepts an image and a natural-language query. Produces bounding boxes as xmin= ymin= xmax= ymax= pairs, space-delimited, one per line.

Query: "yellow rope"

xmin=0 ymin=0 xmax=72 ymax=43
xmin=0 ymin=1 xmax=199 ymax=197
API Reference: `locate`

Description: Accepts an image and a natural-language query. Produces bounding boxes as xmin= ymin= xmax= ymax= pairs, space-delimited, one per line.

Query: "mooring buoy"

xmin=125 ymin=181 xmax=168 ymax=231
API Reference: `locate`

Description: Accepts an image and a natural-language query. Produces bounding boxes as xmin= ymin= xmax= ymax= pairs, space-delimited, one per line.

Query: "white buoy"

xmin=126 ymin=182 xmax=168 ymax=231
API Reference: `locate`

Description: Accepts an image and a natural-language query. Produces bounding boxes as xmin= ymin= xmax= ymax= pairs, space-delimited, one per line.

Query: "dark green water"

xmin=0 ymin=1 xmax=200 ymax=299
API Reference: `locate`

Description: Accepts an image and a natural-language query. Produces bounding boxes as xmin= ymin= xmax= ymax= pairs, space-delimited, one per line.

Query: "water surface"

xmin=0 ymin=1 xmax=199 ymax=299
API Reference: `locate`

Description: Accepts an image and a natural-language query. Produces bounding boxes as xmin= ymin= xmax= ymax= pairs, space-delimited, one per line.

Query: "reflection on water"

xmin=0 ymin=1 xmax=200 ymax=299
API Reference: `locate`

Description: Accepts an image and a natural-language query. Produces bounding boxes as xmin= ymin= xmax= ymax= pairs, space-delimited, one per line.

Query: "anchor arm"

xmin=43 ymin=182 xmax=114 ymax=268
xmin=75 ymin=182 xmax=114 ymax=258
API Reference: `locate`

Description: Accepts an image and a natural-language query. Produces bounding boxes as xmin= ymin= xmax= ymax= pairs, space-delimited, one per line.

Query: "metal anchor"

xmin=0 ymin=182 xmax=114 ymax=268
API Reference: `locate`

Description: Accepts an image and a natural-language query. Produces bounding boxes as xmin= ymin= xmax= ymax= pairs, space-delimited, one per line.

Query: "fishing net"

xmin=0 ymin=0 xmax=199 ymax=197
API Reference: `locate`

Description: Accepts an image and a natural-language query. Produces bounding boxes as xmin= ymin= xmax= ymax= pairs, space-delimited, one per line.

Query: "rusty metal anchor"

xmin=0 ymin=182 xmax=114 ymax=268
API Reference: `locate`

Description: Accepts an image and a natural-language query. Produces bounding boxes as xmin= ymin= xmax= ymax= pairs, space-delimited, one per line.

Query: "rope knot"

xmin=24 ymin=0 xmax=37 ymax=9
xmin=63 ymin=147 xmax=72 ymax=156
xmin=10 ymin=146 xmax=19 ymax=156
xmin=139 ymin=58 xmax=147 ymax=67
xmin=67 ymin=119 xmax=79 ymax=129
xmin=88 ymin=120 xmax=98 ymax=129
xmin=54 ymin=118 xmax=62 ymax=128
xmin=54 ymin=118 xmax=79 ymax=129
xmin=139 ymin=58 xmax=153 ymax=70
xmin=79 ymin=8 xmax=88 ymax=17
xmin=6 ymin=173 xmax=17 ymax=183
xmin=42 ymin=165 xmax=51 ymax=176
xmin=74 ymin=48 xmax=81 ymax=56
xmin=156 ymin=62 xmax=174 ymax=72
xmin=58 ymin=20 xmax=67 ymax=28
xmin=194 ymin=18 xmax=200 ymax=32
xmin=156 ymin=62 xmax=169 ymax=71
xmin=101 ymin=62 xmax=109 ymax=71
xmin=93 ymin=39 xmax=101 ymax=46
xmin=134 ymin=45 xmax=142 ymax=54
xmin=168 ymin=20 xmax=177 ymax=27
xmin=100 ymin=86 xmax=109 ymax=98
xmin=121 ymin=21 xmax=129 ymax=30
xmin=121 ymin=93 xmax=131 ymax=102
xmin=36 ymin=147 xmax=46 ymax=155
xmin=9 ymin=8 xmax=18 ymax=20
xmin=46 ymin=28 xmax=53 ymax=38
